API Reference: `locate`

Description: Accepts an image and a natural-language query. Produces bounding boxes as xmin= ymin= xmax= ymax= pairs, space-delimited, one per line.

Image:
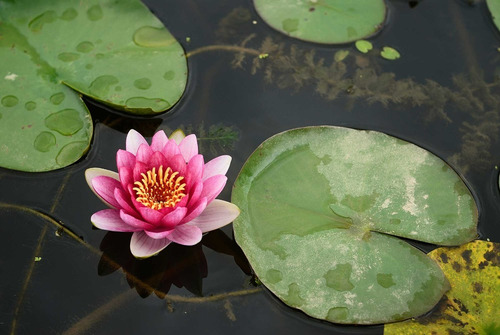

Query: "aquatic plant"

xmin=232 ymin=126 xmax=477 ymax=324
xmin=85 ymin=129 xmax=240 ymax=258
xmin=0 ymin=0 xmax=187 ymax=172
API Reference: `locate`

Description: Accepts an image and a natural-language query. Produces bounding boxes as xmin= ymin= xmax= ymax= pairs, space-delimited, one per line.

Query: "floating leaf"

xmin=355 ymin=40 xmax=373 ymax=53
xmin=253 ymin=0 xmax=386 ymax=44
xmin=385 ymin=240 xmax=500 ymax=335
xmin=380 ymin=46 xmax=400 ymax=60
xmin=232 ymin=126 xmax=478 ymax=324
xmin=0 ymin=0 xmax=187 ymax=171
xmin=487 ymin=0 xmax=500 ymax=32
xmin=334 ymin=50 xmax=350 ymax=62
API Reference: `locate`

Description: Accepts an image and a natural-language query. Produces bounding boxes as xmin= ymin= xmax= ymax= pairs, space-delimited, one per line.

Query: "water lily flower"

xmin=85 ymin=129 xmax=240 ymax=258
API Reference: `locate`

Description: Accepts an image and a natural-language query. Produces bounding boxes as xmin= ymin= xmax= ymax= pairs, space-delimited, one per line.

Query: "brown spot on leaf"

xmin=478 ymin=261 xmax=488 ymax=269
xmin=453 ymin=298 xmax=469 ymax=314
xmin=483 ymin=246 xmax=500 ymax=266
xmin=452 ymin=261 xmax=462 ymax=272
xmin=473 ymin=282 xmax=483 ymax=293
xmin=461 ymin=249 xmax=472 ymax=264
xmin=440 ymin=252 xmax=449 ymax=263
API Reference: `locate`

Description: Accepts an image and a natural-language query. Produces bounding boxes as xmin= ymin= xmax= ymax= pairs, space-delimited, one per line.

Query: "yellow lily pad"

xmin=385 ymin=240 xmax=500 ymax=335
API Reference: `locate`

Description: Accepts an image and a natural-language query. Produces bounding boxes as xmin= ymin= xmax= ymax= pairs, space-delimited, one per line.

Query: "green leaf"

xmin=232 ymin=126 xmax=478 ymax=324
xmin=0 ymin=0 xmax=187 ymax=172
xmin=253 ymin=0 xmax=386 ymax=44
xmin=355 ymin=40 xmax=373 ymax=53
xmin=380 ymin=46 xmax=400 ymax=60
xmin=385 ymin=240 xmax=500 ymax=335
xmin=487 ymin=0 xmax=500 ymax=32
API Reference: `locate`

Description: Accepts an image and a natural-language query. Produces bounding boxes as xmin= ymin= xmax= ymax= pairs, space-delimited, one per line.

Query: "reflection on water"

xmin=2 ymin=0 xmax=500 ymax=334
xmin=98 ymin=230 xmax=251 ymax=299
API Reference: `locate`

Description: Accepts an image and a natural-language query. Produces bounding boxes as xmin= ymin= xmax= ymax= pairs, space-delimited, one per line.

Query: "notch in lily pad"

xmin=0 ymin=0 xmax=188 ymax=172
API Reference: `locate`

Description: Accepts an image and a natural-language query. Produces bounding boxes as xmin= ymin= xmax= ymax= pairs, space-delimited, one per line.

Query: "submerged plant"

xmin=85 ymin=129 xmax=240 ymax=258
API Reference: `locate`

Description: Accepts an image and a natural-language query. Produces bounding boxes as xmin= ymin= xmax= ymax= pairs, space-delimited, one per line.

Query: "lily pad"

xmin=380 ymin=46 xmax=400 ymax=60
xmin=253 ymin=0 xmax=386 ymax=44
xmin=232 ymin=126 xmax=478 ymax=324
xmin=385 ymin=240 xmax=500 ymax=334
xmin=487 ymin=0 xmax=500 ymax=32
xmin=0 ymin=0 xmax=187 ymax=172
xmin=355 ymin=40 xmax=373 ymax=54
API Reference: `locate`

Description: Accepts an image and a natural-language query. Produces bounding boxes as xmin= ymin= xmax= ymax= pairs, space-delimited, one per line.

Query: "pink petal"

xmin=92 ymin=176 xmax=122 ymax=208
xmin=114 ymin=188 xmax=138 ymax=216
xmin=202 ymin=155 xmax=231 ymax=181
xmin=130 ymin=231 xmax=171 ymax=258
xmin=126 ymin=129 xmax=148 ymax=155
xmin=151 ymin=131 xmax=168 ymax=152
xmin=85 ymin=168 xmax=120 ymax=206
xmin=169 ymin=129 xmax=186 ymax=144
xmin=91 ymin=209 xmax=140 ymax=232
xmin=136 ymin=143 xmax=154 ymax=163
xmin=138 ymin=206 xmax=165 ymax=225
xmin=201 ymin=175 xmax=227 ymax=204
xmin=178 ymin=134 xmax=198 ymax=162
xmin=120 ymin=210 xmax=155 ymax=230
xmin=180 ymin=198 xmax=207 ymax=224
xmin=168 ymin=225 xmax=202 ymax=246
xmin=133 ymin=161 xmax=149 ymax=182
xmin=161 ymin=140 xmax=181 ymax=160
xmin=116 ymin=149 xmax=136 ymax=170
xmin=148 ymin=151 xmax=168 ymax=168
xmin=160 ymin=206 xmax=188 ymax=229
xmin=168 ymin=154 xmax=187 ymax=176
xmin=187 ymin=181 xmax=203 ymax=206
xmin=185 ymin=154 xmax=204 ymax=187
xmin=187 ymin=200 xmax=240 ymax=232
xmin=118 ymin=166 xmax=133 ymax=191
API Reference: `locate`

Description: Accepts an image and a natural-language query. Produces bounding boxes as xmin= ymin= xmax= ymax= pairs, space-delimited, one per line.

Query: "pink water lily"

xmin=85 ymin=129 xmax=240 ymax=258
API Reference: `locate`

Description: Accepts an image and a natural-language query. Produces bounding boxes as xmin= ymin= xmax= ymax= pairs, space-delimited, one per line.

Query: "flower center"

xmin=133 ymin=165 xmax=186 ymax=210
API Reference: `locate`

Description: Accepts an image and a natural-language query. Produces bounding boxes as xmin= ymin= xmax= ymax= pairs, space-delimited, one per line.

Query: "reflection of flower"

xmin=98 ymin=229 xmax=251 ymax=298
xmin=86 ymin=129 xmax=240 ymax=258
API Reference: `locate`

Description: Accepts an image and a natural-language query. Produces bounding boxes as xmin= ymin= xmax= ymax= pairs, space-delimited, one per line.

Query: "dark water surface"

xmin=2 ymin=0 xmax=500 ymax=334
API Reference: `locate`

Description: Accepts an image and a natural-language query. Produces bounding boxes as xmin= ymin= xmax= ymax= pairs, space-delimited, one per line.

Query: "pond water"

xmin=2 ymin=0 xmax=500 ymax=334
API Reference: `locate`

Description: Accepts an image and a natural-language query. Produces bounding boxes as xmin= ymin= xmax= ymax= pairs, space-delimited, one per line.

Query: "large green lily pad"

xmin=253 ymin=0 xmax=386 ymax=44
xmin=232 ymin=126 xmax=478 ymax=324
xmin=385 ymin=240 xmax=500 ymax=334
xmin=0 ymin=0 xmax=187 ymax=172
xmin=487 ymin=0 xmax=500 ymax=32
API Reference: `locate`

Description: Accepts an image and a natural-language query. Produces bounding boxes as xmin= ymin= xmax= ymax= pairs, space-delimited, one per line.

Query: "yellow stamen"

xmin=133 ymin=166 xmax=186 ymax=210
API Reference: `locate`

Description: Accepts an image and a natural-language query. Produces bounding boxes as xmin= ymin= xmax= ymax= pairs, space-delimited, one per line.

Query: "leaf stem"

xmin=186 ymin=45 xmax=262 ymax=58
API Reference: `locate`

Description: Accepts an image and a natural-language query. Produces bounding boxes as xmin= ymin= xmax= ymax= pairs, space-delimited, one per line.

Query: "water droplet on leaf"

xmin=133 ymin=26 xmax=174 ymax=47
xmin=86 ymin=5 xmax=103 ymax=21
xmin=45 ymin=109 xmax=84 ymax=135
xmin=34 ymin=131 xmax=56 ymax=152
xmin=1 ymin=95 xmax=18 ymax=107
xmin=133 ymin=78 xmax=152 ymax=90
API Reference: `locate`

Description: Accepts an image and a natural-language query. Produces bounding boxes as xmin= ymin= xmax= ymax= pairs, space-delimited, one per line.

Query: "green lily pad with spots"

xmin=232 ymin=126 xmax=478 ymax=324
xmin=487 ymin=0 xmax=500 ymax=32
xmin=253 ymin=0 xmax=387 ymax=44
xmin=0 ymin=0 xmax=187 ymax=172
xmin=385 ymin=240 xmax=500 ymax=334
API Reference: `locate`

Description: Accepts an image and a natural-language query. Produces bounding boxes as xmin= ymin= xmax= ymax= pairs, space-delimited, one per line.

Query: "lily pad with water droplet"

xmin=253 ymin=0 xmax=386 ymax=44
xmin=0 ymin=0 xmax=187 ymax=172
xmin=232 ymin=126 xmax=478 ymax=324
xmin=385 ymin=240 xmax=500 ymax=334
